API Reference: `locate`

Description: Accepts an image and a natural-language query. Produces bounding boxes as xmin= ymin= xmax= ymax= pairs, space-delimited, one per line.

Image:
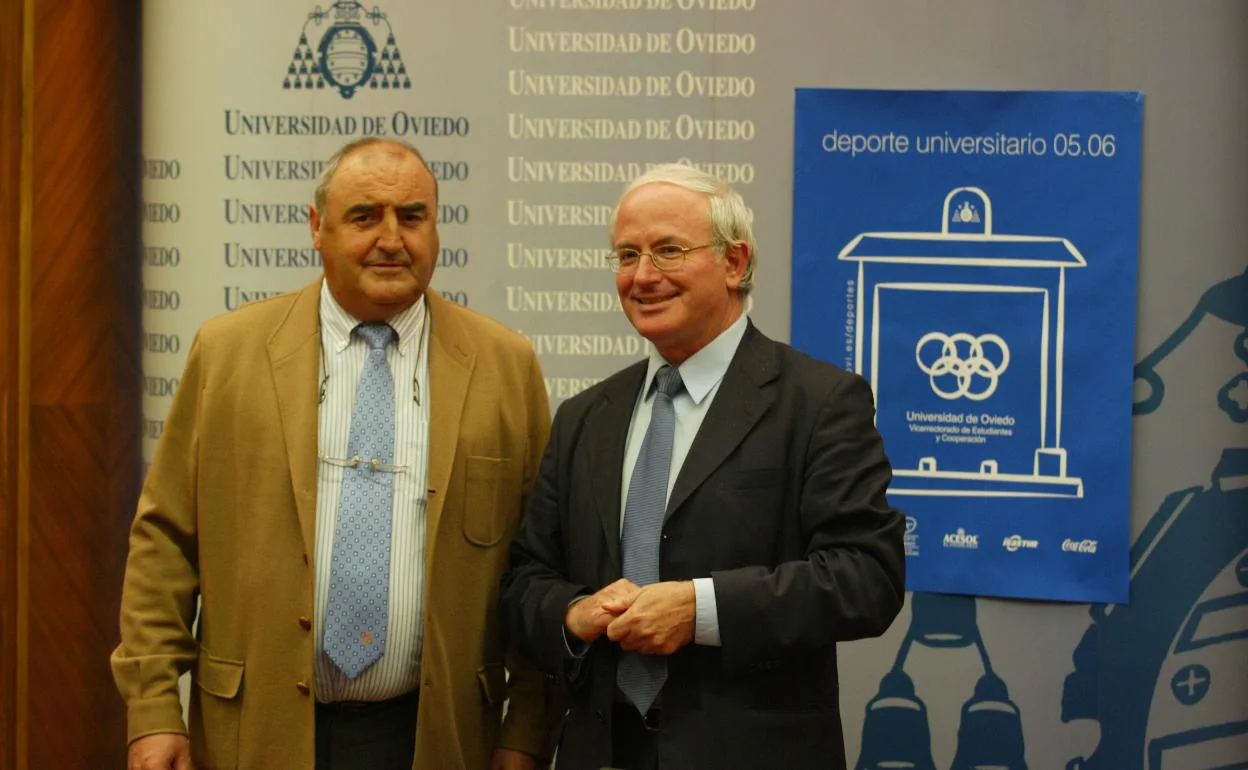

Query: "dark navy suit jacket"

xmin=501 ymin=322 xmax=906 ymax=770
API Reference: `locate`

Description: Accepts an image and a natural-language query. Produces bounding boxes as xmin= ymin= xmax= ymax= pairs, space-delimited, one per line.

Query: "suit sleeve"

xmin=500 ymin=398 xmax=593 ymax=683
xmin=713 ymin=372 xmax=906 ymax=672
xmin=498 ymin=349 xmax=567 ymax=757
xmin=110 ymin=331 xmax=207 ymax=742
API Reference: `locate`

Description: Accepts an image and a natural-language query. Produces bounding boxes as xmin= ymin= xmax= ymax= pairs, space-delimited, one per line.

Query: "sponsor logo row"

xmin=903 ymin=517 xmax=1098 ymax=556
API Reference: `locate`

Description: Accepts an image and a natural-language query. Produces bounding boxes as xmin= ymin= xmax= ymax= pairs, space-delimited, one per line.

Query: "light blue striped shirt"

xmin=313 ymin=281 xmax=430 ymax=702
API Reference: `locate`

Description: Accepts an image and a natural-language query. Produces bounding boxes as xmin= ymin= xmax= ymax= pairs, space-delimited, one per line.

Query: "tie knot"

xmin=653 ymin=365 xmax=683 ymax=398
xmin=355 ymin=323 xmax=396 ymax=352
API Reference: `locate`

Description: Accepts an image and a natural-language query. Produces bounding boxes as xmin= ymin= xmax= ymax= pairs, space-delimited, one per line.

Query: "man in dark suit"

xmin=500 ymin=163 xmax=906 ymax=769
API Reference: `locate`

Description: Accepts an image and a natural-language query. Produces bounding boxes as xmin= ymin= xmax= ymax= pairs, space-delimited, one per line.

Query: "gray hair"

xmin=313 ymin=137 xmax=436 ymax=213
xmin=610 ymin=162 xmax=756 ymax=295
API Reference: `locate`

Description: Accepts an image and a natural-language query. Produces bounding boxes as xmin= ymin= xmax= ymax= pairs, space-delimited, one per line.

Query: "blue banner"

xmin=792 ymin=89 xmax=1142 ymax=602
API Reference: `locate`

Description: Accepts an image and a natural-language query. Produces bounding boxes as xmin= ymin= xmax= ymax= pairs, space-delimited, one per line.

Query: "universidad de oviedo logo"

xmin=285 ymin=2 xmax=412 ymax=99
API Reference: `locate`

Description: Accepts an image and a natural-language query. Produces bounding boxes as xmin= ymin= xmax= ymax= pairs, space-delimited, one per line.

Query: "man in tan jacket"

xmin=112 ymin=138 xmax=561 ymax=769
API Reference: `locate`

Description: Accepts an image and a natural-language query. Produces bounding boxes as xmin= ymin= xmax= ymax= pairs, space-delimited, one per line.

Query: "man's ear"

xmin=723 ymin=242 xmax=749 ymax=290
xmin=309 ymin=204 xmax=322 ymax=250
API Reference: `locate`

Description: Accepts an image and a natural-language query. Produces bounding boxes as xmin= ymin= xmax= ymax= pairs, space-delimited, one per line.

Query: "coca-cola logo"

xmin=1061 ymin=538 xmax=1099 ymax=554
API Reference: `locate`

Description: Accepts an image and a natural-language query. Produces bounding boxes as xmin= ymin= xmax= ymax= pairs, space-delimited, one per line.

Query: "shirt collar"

xmin=642 ymin=312 xmax=749 ymax=405
xmin=319 ymin=280 xmax=427 ymax=356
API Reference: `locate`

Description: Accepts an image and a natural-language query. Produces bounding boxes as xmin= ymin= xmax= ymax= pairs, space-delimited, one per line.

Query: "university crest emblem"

xmin=284 ymin=2 xmax=411 ymax=99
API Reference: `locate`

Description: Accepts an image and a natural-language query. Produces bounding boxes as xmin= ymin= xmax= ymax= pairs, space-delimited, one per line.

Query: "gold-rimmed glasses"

xmin=606 ymin=242 xmax=720 ymax=273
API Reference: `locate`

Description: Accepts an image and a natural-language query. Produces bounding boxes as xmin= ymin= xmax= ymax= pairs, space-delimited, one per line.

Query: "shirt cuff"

xmin=562 ymin=596 xmax=591 ymax=658
xmin=693 ymin=577 xmax=721 ymax=646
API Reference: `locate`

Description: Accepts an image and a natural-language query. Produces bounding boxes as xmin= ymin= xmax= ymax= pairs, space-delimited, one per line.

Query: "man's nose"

xmin=632 ymin=253 xmax=663 ymax=283
xmin=377 ymin=211 xmax=402 ymax=252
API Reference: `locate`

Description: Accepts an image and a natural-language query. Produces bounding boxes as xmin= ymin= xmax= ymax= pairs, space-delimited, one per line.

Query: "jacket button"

xmin=594 ymin=710 xmax=606 ymax=723
xmin=296 ymin=681 xmax=310 ymax=696
xmin=302 ymin=553 xmax=309 ymax=566
xmin=298 ymin=616 xmax=312 ymax=631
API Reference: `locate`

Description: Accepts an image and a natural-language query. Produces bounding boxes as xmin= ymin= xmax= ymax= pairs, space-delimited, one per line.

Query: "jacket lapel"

xmin=267 ymin=280 xmax=324 ymax=560
xmin=665 ymin=322 xmax=778 ymax=520
xmin=424 ymin=292 xmax=473 ymax=566
xmin=586 ymin=361 xmax=647 ymax=577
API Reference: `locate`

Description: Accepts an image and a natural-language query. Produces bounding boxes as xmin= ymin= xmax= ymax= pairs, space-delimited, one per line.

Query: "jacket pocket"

xmin=463 ymin=456 xmax=518 ymax=546
xmin=718 ymin=466 xmax=787 ymax=491
xmin=713 ymin=707 xmax=843 ymax=768
xmin=710 ymin=467 xmax=790 ymax=566
xmin=477 ymin=663 xmax=507 ymax=705
xmin=190 ymin=649 xmax=244 ymax=769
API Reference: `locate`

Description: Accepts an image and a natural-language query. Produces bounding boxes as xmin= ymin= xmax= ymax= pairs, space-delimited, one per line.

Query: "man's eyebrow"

xmin=344 ymin=202 xmax=380 ymax=216
xmin=613 ymin=235 xmax=678 ymax=249
xmin=342 ymin=202 xmax=429 ymax=216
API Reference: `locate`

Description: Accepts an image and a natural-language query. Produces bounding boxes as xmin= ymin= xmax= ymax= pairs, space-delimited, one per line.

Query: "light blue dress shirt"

xmin=618 ymin=311 xmax=750 ymax=646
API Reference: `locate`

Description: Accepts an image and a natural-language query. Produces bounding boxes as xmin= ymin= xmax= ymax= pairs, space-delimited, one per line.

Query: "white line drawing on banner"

xmin=285 ymin=1 xmax=412 ymax=98
xmin=915 ymin=331 xmax=1011 ymax=401
xmin=840 ymin=186 xmax=1085 ymax=498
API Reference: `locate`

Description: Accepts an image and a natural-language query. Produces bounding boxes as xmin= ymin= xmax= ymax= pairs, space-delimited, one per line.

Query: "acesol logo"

xmin=942 ymin=528 xmax=979 ymax=549
xmin=1003 ymin=534 xmax=1039 ymax=552
xmin=1062 ymin=538 xmax=1098 ymax=554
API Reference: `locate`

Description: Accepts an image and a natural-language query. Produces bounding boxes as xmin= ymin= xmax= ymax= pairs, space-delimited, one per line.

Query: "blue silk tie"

xmin=323 ymin=322 xmax=397 ymax=679
xmin=617 ymin=364 xmax=684 ymax=714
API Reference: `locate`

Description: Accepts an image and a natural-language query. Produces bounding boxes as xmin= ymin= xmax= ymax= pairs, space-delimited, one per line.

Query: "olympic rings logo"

xmin=915 ymin=332 xmax=1011 ymax=401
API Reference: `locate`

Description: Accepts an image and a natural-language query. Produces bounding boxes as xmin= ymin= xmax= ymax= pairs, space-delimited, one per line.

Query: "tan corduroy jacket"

xmin=112 ymin=280 xmax=562 ymax=768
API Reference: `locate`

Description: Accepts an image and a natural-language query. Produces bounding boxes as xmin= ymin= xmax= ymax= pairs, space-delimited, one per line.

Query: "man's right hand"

xmin=128 ymin=733 xmax=192 ymax=770
xmin=565 ymin=578 xmax=642 ymax=643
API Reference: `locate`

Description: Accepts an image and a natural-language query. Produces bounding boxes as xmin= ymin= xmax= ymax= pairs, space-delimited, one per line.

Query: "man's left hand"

xmin=605 ymin=580 xmax=696 ymax=655
xmin=490 ymin=748 xmax=544 ymax=770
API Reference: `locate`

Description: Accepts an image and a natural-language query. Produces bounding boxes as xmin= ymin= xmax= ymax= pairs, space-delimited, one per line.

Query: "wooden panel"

xmin=5 ymin=0 xmax=143 ymax=767
xmin=27 ymin=406 xmax=134 ymax=765
xmin=0 ymin=0 xmax=28 ymax=766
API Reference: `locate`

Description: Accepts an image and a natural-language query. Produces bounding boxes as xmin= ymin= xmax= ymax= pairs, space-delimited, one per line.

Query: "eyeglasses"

xmin=606 ymin=242 xmax=720 ymax=273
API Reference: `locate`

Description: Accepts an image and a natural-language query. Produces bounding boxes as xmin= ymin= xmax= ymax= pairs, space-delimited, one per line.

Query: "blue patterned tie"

xmin=324 ymin=323 xmax=397 ymax=679
xmin=617 ymin=364 xmax=684 ymax=714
